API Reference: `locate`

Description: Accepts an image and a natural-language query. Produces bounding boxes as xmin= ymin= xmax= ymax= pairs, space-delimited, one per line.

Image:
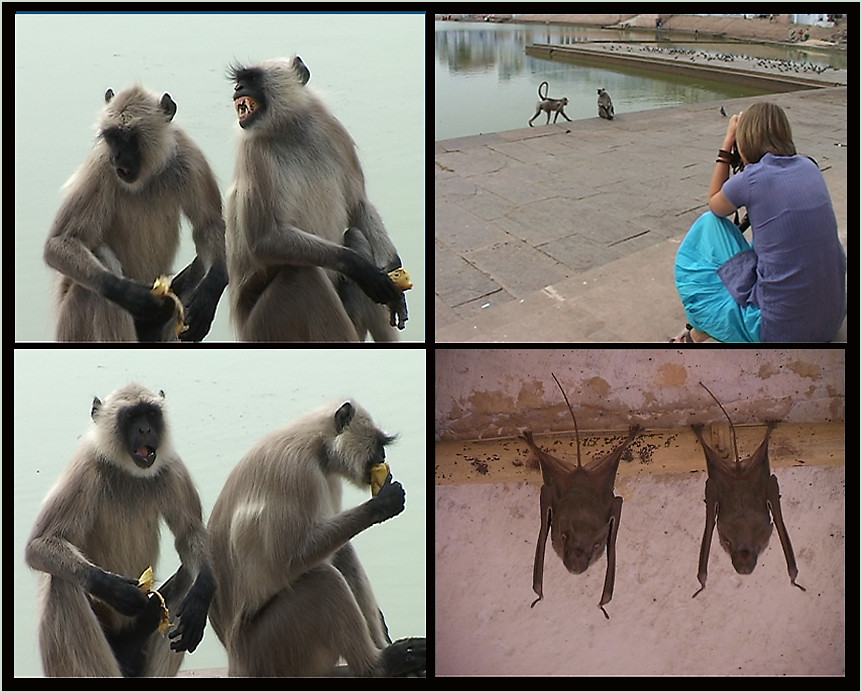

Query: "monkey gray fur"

xmin=529 ymin=80 xmax=572 ymax=127
xmin=44 ymin=85 xmax=228 ymax=342
xmin=208 ymin=400 xmax=426 ymax=676
xmin=226 ymin=56 xmax=408 ymax=342
xmin=25 ymin=384 xmax=215 ymax=676
xmin=597 ymin=88 xmax=615 ymax=120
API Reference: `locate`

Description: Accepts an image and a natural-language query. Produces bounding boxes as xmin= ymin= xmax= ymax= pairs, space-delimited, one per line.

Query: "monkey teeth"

xmin=133 ymin=446 xmax=156 ymax=468
xmin=235 ymin=97 xmax=258 ymax=121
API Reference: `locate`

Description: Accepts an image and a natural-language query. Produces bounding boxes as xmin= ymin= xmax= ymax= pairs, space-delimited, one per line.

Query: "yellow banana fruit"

xmin=388 ymin=268 xmax=413 ymax=292
xmin=137 ymin=565 xmax=171 ymax=634
xmin=151 ymin=275 xmax=189 ymax=337
xmin=371 ymin=462 xmax=390 ymax=497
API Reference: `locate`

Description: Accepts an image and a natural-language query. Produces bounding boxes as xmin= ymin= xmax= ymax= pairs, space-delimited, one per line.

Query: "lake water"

xmin=14 ymin=13 xmax=426 ymax=342
xmin=13 ymin=348 xmax=427 ymax=675
xmin=435 ymin=21 xmax=842 ymax=140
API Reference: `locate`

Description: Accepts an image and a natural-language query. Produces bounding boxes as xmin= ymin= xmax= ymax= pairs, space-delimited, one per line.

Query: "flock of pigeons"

xmin=618 ymin=43 xmax=840 ymax=76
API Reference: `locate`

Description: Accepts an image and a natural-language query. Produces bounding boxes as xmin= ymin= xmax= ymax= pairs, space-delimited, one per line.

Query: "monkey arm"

xmin=171 ymin=149 xmax=228 ymax=341
xmin=160 ymin=460 xmax=216 ymax=652
xmin=284 ymin=479 xmax=406 ymax=585
xmin=171 ymin=257 xmax=228 ymax=342
xmin=46 ymin=174 xmax=173 ymax=323
xmin=343 ymin=225 xmax=408 ymax=331
xmin=251 ymin=224 xmax=399 ymax=306
xmin=25 ymin=459 xmax=149 ymax=615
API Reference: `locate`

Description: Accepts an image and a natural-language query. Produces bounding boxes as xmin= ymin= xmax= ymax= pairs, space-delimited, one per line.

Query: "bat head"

xmin=551 ymin=504 xmax=610 ymax=574
xmin=718 ymin=518 xmax=774 ymax=574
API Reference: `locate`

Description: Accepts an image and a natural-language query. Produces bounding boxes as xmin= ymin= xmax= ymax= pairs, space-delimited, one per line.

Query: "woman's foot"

xmin=670 ymin=325 xmax=712 ymax=343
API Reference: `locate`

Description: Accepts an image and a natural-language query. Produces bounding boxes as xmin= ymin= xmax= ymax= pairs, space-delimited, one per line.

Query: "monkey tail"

xmin=538 ymin=81 xmax=549 ymax=100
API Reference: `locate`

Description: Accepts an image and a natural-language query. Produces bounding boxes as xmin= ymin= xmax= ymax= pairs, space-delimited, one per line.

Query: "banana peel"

xmin=371 ymin=462 xmax=390 ymax=497
xmin=137 ymin=566 xmax=171 ymax=634
xmin=151 ymin=275 xmax=189 ymax=337
xmin=388 ymin=269 xmax=413 ymax=292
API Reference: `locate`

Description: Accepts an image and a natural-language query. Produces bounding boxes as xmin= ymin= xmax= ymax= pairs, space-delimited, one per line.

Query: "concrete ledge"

xmin=525 ymin=43 xmax=845 ymax=91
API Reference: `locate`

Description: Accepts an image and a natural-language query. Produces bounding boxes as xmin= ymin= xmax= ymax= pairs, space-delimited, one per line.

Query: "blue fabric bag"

xmin=674 ymin=212 xmax=762 ymax=343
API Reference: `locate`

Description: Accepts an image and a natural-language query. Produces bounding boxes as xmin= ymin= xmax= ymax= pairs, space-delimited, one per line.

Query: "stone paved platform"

xmin=435 ymin=85 xmax=847 ymax=343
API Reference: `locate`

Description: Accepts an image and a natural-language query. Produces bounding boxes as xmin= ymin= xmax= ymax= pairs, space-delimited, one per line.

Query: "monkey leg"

xmin=333 ymin=544 xmax=390 ymax=647
xmin=38 ymin=577 xmax=123 ymax=677
xmin=55 ymin=282 xmax=137 ymax=341
xmin=231 ymin=564 xmax=381 ymax=676
xmin=240 ymin=266 xmax=360 ymax=342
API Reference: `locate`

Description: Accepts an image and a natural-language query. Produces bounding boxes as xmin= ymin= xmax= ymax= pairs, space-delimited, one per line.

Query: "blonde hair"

xmin=736 ymin=102 xmax=796 ymax=163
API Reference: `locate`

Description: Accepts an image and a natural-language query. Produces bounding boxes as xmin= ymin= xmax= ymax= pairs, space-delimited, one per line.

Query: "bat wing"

xmin=531 ymin=484 xmax=554 ymax=607
xmin=521 ymin=430 xmax=576 ymax=490
xmin=585 ymin=425 xmax=642 ymax=488
xmin=766 ymin=474 xmax=806 ymax=591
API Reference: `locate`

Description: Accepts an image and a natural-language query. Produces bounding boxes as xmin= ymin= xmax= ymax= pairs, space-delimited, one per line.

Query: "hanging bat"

xmin=692 ymin=381 xmax=806 ymax=597
xmin=520 ymin=373 xmax=642 ymax=619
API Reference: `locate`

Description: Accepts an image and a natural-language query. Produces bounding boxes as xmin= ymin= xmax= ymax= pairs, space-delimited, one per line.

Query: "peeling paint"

xmin=656 ymin=363 xmax=687 ymax=387
xmin=787 ymin=360 xmax=822 ymax=380
xmin=757 ymin=362 xmax=780 ymax=378
xmin=517 ymin=380 xmax=546 ymax=410
xmin=585 ymin=376 xmax=610 ymax=396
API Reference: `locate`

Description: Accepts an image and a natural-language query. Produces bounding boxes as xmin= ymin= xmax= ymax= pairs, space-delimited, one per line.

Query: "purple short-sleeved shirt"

xmin=722 ymin=153 xmax=845 ymax=342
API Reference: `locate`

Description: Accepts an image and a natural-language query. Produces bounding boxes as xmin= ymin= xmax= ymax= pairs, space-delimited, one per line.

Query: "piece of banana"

xmin=137 ymin=565 xmax=155 ymax=592
xmin=388 ymin=268 xmax=413 ymax=292
xmin=137 ymin=565 xmax=171 ymax=634
xmin=151 ymin=275 xmax=189 ymax=337
xmin=371 ymin=462 xmax=390 ymax=497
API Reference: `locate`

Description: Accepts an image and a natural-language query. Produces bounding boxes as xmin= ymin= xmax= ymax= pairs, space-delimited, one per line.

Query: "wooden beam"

xmin=435 ymin=422 xmax=844 ymax=485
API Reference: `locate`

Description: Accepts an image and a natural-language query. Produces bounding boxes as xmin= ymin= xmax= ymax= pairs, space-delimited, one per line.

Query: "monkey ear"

xmin=105 ymin=88 xmax=115 ymax=103
xmin=158 ymin=390 xmax=166 ymax=399
xmin=91 ymin=396 xmax=103 ymax=421
xmin=160 ymin=93 xmax=177 ymax=122
xmin=334 ymin=402 xmax=354 ymax=433
xmin=293 ymin=56 xmax=311 ymax=86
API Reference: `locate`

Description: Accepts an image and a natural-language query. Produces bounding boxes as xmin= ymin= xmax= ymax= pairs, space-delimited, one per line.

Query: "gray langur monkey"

xmin=208 ymin=400 xmax=426 ymax=676
xmin=25 ymin=384 xmax=216 ymax=677
xmin=597 ymin=88 xmax=615 ymax=120
xmin=226 ymin=56 xmax=408 ymax=342
xmin=529 ymin=80 xmax=572 ymax=127
xmin=44 ymin=85 xmax=228 ymax=342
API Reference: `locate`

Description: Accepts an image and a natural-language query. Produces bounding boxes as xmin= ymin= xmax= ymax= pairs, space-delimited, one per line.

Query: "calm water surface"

xmin=13 ymin=349 xmax=427 ymax=675
xmin=15 ymin=13 xmax=425 ymax=342
xmin=435 ymin=21 xmax=842 ymax=140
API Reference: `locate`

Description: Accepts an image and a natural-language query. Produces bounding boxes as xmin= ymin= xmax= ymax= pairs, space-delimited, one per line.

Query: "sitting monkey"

xmin=598 ymin=88 xmax=615 ymax=120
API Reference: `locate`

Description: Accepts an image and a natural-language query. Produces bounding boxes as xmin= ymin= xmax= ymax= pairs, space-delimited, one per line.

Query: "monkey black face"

xmin=102 ymin=127 xmax=143 ymax=183
xmin=230 ymin=66 xmax=266 ymax=129
xmin=117 ymin=402 xmax=164 ymax=469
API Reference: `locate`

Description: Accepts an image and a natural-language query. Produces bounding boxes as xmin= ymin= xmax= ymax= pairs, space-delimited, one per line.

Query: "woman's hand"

xmin=723 ymin=112 xmax=742 ymax=151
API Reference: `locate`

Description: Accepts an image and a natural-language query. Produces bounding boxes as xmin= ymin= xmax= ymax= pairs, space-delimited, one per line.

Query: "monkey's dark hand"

xmin=87 ymin=569 xmax=149 ymax=616
xmin=168 ymin=566 xmax=215 ymax=653
xmin=369 ymin=476 xmax=405 ymax=524
xmin=178 ymin=265 xmax=228 ymax=342
xmin=388 ymin=292 xmax=408 ymax=330
xmin=381 ymin=637 xmax=427 ymax=677
xmin=342 ymin=251 xmax=400 ymax=306
xmin=102 ymin=274 xmax=175 ymax=323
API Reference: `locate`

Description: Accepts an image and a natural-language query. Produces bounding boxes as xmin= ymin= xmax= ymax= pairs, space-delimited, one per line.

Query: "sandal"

xmin=669 ymin=324 xmax=696 ymax=343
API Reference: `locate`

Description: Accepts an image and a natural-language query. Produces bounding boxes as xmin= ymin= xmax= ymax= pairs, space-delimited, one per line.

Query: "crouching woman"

xmin=673 ymin=102 xmax=845 ymax=343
